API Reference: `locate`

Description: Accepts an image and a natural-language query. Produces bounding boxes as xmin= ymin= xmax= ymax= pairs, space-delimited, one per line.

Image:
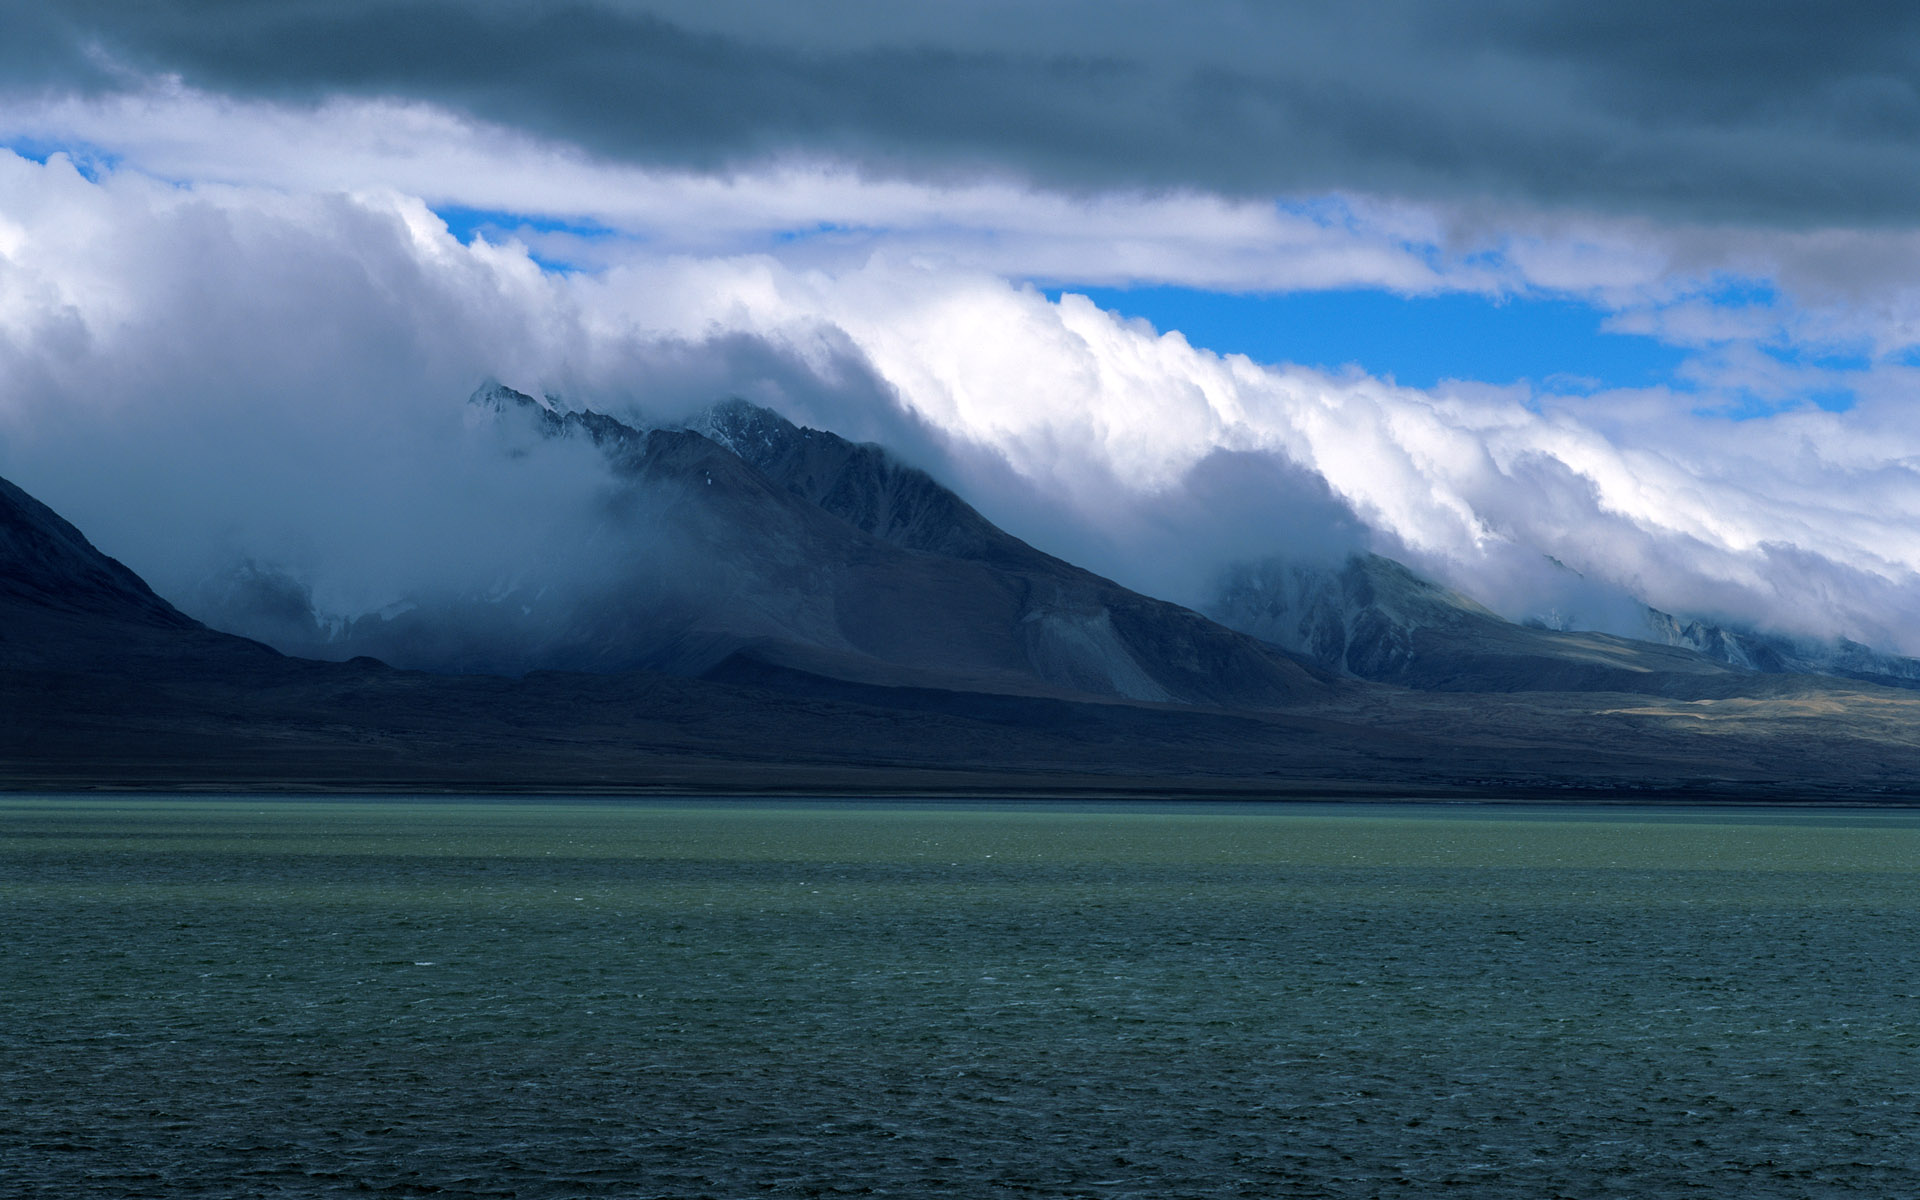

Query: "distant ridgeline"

xmin=1206 ymin=553 xmax=1920 ymax=695
xmin=183 ymin=382 xmax=1920 ymax=706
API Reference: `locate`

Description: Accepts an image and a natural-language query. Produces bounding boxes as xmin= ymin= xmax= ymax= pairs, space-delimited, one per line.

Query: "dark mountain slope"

xmin=0 ymin=472 xmax=299 ymax=698
xmin=0 ymin=475 xmax=198 ymax=633
xmin=455 ymin=386 xmax=1327 ymax=708
xmin=684 ymin=395 xmax=1339 ymax=706
xmin=692 ymin=397 xmax=1026 ymax=567
xmin=0 ymin=470 xmax=1605 ymax=794
xmin=0 ymin=462 xmax=1329 ymax=790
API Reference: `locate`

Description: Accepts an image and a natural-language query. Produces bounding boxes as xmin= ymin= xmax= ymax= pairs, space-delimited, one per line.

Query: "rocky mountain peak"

xmin=686 ymin=397 xmax=801 ymax=461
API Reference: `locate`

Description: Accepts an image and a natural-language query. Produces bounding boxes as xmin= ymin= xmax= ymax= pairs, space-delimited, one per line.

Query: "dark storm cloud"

xmin=14 ymin=0 xmax=1920 ymax=224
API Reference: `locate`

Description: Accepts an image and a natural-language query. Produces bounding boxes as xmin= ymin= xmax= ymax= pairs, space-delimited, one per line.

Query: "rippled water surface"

xmin=6 ymin=797 xmax=1920 ymax=1198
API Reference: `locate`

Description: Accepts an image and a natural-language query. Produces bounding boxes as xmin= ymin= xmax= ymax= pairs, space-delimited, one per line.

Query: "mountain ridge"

xmin=1206 ymin=553 xmax=1755 ymax=698
xmin=1641 ymin=608 xmax=1920 ymax=691
xmin=258 ymin=384 xmax=1327 ymax=710
xmin=0 ymin=474 xmax=200 ymax=634
xmin=12 ymin=462 xmax=1920 ymax=798
xmin=1203 ymin=545 xmax=1920 ymax=698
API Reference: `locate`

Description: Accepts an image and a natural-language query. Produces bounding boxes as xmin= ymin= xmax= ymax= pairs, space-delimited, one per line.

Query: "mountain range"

xmin=207 ymin=384 xmax=1323 ymax=708
xmin=8 ymin=388 xmax=1920 ymax=800
xmin=1209 ymin=546 xmax=1920 ymax=696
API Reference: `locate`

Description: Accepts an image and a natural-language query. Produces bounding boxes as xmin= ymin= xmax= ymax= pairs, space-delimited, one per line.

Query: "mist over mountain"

xmin=16 ymin=453 xmax=1920 ymax=801
xmin=5 ymin=146 xmax=1919 ymax=666
xmin=12 ymin=1 xmax=1920 ymax=708
xmin=6 ymin=407 xmax=1918 ymax=801
xmin=195 ymin=384 xmax=1322 ymax=709
xmin=1206 ymin=553 xmax=1742 ymax=698
xmin=1209 ymin=551 xmax=1920 ymax=697
xmin=157 ymin=372 xmax=1920 ymax=711
xmin=1640 ymin=610 xmax=1920 ymax=692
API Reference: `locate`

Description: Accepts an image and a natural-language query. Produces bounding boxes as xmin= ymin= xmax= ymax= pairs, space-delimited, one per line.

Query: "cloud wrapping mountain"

xmin=4 ymin=147 xmax=1920 ymax=658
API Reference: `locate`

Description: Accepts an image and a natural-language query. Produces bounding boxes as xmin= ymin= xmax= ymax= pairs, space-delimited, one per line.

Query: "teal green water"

xmin=5 ymin=797 xmax=1920 ymax=1197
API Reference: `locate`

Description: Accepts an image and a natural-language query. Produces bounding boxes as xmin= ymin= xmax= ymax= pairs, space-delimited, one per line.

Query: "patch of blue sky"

xmin=2 ymin=137 xmax=121 ymax=180
xmin=431 ymin=206 xmax=625 ymax=273
xmin=1772 ymin=347 xmax=1873 ymax=374
xmin=1808 ymin=388 xmax=1856 ymax=413
xmin=1680 ymin=338 xmax=1865 ymax=418
xmin=1053 ymin=285 xmax=1690 ymax=393
xmin=1657 ymin=275 xmax=1873 ymax=363
xmin=432 ymin=206 xmax=617 ymax=244
xmin=1725 ymin=346 xmax=1865 ymax=415
xmin=1697 ymin=387 xmax=1857 ymax=420
xmin=772 ymin=221 xmax=863 ymax=244
xmin=1693 ymin=277 xmax=1783 ymax=308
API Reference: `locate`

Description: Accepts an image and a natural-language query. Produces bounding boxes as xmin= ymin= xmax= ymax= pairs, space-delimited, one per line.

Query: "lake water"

xmin=4 ymin=796 xmax=1919 ymax=1198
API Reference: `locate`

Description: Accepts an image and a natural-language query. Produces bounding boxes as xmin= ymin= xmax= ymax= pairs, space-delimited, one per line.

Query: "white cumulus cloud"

xmin=5 ymin=142 xmax=1920 ymax=657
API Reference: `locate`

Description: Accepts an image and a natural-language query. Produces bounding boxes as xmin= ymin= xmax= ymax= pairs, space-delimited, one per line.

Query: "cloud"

xmin=0 ymin=85 xmax=1485 ymax=299
xmin=604 ymin=252 xmax=1920 ymax=648
xmin=21 ymin=81 xmax=1920 ymax=402
xmin=6 ymin=150 xmax=1920 ymax=663
xmin=10 ymin=6 xmax=1920 ymax=671
xmin=15 ymin=1 xmax=1920 ymax=226
xmin=0 ymin=152 xmax=599 ymax=619
xmin=0 ymin=151 xmax=901 ymax=670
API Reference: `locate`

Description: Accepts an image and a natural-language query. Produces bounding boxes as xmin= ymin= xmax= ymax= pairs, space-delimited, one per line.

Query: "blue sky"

xmin=432 ymin=206 xmax=622 ymax=272
xmin=1052 ymin=285 xmax=1690 ymax=392
xmin=435 ymin=206 xmax=615 ymax=244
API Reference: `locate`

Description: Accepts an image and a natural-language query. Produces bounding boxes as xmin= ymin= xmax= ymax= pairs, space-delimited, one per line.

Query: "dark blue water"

xmin=4 ymin=798 xmax=1919 ymax=1197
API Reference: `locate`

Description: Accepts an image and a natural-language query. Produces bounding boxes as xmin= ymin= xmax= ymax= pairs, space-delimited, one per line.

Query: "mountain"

xmin=0 ymin=474 xmax=199 ymax=639
xmin=0 ymin=470 xmax=313 ymax=774
xmin=185 ymin=386 xmax=1920 ymax=712
xmin=269 ymin=384 xmax=1325 ymax=709
xmin=1642 ymin=609 xmax=1920 ymax=691
xmin=1207 ymin=548 xmax=1920 ymax=700
xmin=0 ymin=472 xmax=286 ymax=679
xmin=688 ymin=397 xmax=1025 ymax=567
xmin=0 ymin=465 xmax=1598 ymax=795
xmin=681 ymin=395 xmax=1337 ymax=703
xmin=1207 ymin=553 xmax=1766 ymax=698
xmin=12 ymin=465 xmax=1920 ymax=799
xmin=1 ymin=461 xmax=1338 ymax=792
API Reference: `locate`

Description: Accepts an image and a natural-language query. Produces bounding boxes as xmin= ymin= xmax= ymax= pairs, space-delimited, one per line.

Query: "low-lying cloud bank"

xmin=4 ymin=150 xmax=1920 ymax=661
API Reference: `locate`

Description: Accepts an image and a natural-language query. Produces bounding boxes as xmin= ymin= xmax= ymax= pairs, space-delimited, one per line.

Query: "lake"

xmin=4 ymin=796 xmax=1918 ymax=1197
